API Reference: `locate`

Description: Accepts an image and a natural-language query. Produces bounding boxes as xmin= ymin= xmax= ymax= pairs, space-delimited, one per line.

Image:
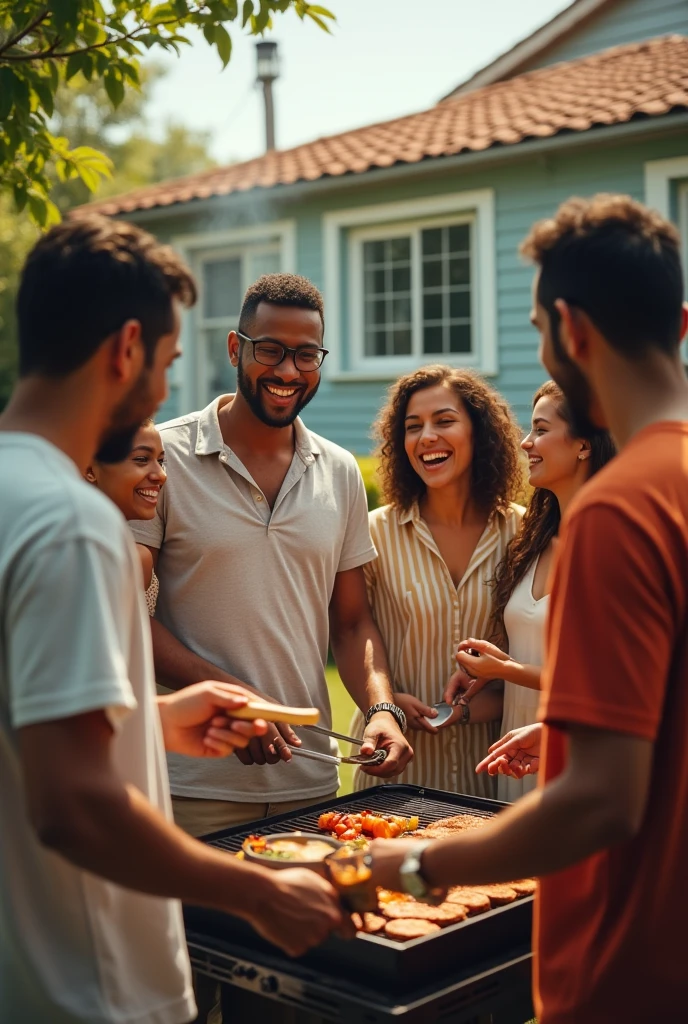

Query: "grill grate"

xmin=206 ymin=786 xmax=496 ymax=854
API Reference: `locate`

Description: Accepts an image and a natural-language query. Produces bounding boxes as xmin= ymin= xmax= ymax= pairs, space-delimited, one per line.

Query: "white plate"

xmin=423 ymin=701 xmax=454 ymax=727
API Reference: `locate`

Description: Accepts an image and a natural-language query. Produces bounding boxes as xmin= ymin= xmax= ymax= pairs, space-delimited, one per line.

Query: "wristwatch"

xmin=399 ymin=840 xmax=432 ymax=900
xmin=365 ymin=701 xmax=407 ymax=735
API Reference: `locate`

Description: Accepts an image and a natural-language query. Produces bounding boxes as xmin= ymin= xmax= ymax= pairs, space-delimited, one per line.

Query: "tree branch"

xmin=0 ymin=8 xmax=51 ymax=57
xmin=0 ymin=19 xmax=186 ymax=62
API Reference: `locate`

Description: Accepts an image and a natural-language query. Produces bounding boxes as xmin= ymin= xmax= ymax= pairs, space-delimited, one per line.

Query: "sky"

xmin=144 ymin=0 xmax=574 ymax=165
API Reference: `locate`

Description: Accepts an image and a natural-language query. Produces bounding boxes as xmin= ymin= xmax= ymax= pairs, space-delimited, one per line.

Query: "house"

xmin=93 ymin=0 xmax=688 ymax=451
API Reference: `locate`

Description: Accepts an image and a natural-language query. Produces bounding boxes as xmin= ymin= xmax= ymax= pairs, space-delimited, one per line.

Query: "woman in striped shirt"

xmin=352 ymin=365 xmax=524 ymax=797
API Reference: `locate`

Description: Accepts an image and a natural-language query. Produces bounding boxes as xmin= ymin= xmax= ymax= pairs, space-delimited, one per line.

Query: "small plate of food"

xmin=242 ymin=832 xmax=341 ymax=876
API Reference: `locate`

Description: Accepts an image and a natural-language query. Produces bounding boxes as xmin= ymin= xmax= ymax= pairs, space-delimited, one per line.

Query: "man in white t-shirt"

xmin=0 ymin=215 xmax=347 ymax=1024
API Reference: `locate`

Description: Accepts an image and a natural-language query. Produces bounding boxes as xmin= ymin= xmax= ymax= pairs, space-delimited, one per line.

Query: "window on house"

xmin=197 ymin=245 xmax=280 ymax=405
xmin=354 ymin=216 xmax=474 ymax=370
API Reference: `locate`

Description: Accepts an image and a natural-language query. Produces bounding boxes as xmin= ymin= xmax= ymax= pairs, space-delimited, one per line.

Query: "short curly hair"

xmin=520 ymin=193 xmax=684 ymax=357
xmin=374 ymin=365 xmax=524 ymax=514
xmin=239 ymin=273 xmax=324 ymax=335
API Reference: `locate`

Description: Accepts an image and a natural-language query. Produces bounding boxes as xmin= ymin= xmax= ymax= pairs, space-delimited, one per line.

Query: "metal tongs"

xmin=288 ymin=724 xmax=388 ymax=767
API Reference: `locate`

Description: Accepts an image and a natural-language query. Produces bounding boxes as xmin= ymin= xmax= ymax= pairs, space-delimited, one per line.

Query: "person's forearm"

xmin=150 ymin=619 xmax=268 ymax=698
xmin=421 ymin=771 xmax=628 ymax=887
xmin=502 ymin=660 xmax=542 ymax=691
xmin=39 ymin=778 xmax=268 ymax=920
xmin=330 ymin=617 xmax=394 ymax=713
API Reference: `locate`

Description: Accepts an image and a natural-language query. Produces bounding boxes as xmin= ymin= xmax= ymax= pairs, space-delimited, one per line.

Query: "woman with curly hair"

xmin=352 ymin=365 xmax=524 ymax=797
xmin=447 ymin=381 xmax=615 ymax=800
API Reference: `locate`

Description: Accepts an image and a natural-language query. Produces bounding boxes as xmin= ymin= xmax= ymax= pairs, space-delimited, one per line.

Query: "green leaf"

xmin=304 ymin=9 xmax=332 ymax=33
xmin=202 ymin=22 xmax=216 ymax=44
xmin=65 ymin=54 xmax=83 ymax=82
xmin=214 ymin=24 xmax=232 ymax=66
xmin=0 ymin=69 xmax=15 ymax=121
xmin=120 ymin=61 xmax=140 ymax=85
xmin=104 ymin=71 xmax=125 ymax=108
xmin=242 ymin=0 xmax=254 ymax=28
xmin=252 ymin=4 xmax=270 ymax=33
xmin=13 ymin=182 xmax=27 ymax=212
xmin=32 ymin=80 xmax=54 ymax=118
xmin=27 ymin=190 xmax=49 ymax=228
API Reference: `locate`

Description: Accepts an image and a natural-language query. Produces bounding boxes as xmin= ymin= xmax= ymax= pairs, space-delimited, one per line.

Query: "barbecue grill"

xmin=185 ymin=784 xmax=534 ymax=1023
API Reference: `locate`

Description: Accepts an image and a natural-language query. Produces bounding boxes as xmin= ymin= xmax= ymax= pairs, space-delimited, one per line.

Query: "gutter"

xmin=119 ymin=112 xmax=688 ymax=225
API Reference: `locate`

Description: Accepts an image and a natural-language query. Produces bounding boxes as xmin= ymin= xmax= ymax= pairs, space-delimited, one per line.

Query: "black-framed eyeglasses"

xmin=236 ymin=331 xmax=328 ymax=372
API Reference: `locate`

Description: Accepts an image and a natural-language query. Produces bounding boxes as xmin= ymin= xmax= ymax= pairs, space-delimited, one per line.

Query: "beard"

xmin=236 ymin=358 xmax=319 ymax=428
xmin=95 ymin=367 xmax=158 ymax=464
xmin=548 ymin=316 xmax=600 ymax=437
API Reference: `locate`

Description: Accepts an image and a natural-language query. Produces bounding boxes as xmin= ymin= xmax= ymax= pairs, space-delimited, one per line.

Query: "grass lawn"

xmin=325 ymin=663 xmax=357 ymax=795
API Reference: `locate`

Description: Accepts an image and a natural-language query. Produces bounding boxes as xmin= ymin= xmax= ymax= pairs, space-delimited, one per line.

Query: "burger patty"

xmin=446 ymin=888 xmax=492 ymax=913
xmin=384 ymin=918 xmax=442 ymax=940
xmin=382 ymin=901 xmax=467 ymax=924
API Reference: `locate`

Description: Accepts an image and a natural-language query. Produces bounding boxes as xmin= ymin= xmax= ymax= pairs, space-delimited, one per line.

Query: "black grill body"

xmin=185 ymin=785 xmax=534 ymax=1021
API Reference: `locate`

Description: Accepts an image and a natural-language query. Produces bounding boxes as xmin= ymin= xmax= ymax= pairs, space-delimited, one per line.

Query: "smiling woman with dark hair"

xmin=352 ymin=364 xmax=525 ymax=797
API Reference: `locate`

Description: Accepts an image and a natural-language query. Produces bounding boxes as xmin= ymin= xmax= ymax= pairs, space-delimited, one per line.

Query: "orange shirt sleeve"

xmin=539 ymin=502 xmax=675 ymax=740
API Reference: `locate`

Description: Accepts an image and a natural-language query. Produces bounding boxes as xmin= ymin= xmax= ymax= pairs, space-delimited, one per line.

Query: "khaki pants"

xmin=172 ymin=792 xmax=338 ymax=839
xmin=176 ymin=791 xmax=338 ymax=1024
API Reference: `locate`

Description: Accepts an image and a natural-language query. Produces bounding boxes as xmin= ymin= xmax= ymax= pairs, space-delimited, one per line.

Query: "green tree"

xmin=0 ymin=1 xmax=334 ymax=226
xmin=0 ymin=67 xmax=218 ymax=407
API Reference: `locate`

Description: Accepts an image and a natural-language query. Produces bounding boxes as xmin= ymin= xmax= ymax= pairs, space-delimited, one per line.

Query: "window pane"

xmin=364 ymin=240 xmax=385 ymax=265
xmin=203 ymin=259 xmax=242 ymax=319
xmin=423 ymin=258 xmax=442 ymax=288
xmin=364 ymin=329 xmax=377 ymax=357
xmin=388 ymin=237 xmax=411 ymax=262
xmin=392 ymin=265 xmax=411 ymax=292
xmin=362 ymin=235 xmax=414 ymax=357
xmin=366 ymin=268 xmax=386 ymax=294
xmin=423 ymin=326 xmax=443 ymax=354
xmin=449 ymin=324 xmax=472 ymax=353
xmin=422 ymin=228 xmax=443 ymax=256
xmin=423 ymin=292 xmax=443 ymax=322
xmin=449 ymin=257 xmax=470 ymax=286
xmin=450 ymin=289 xmax=471 ymax=319
xmin=449 ymin=224 xmax=470 ymax=253
xmin=392 ymin=329 xmax=412 ymax=355
xmin=205 ymin=328 xmax=237 ymax=402
xmin=366 ymin=299 xmax=387 ymax=325
xmin=392 ymin=296 xmax=411 ymax=324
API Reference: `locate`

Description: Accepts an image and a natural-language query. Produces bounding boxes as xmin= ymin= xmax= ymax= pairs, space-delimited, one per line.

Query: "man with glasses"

xmin=132 ymin=273 xmax=413 ymax=842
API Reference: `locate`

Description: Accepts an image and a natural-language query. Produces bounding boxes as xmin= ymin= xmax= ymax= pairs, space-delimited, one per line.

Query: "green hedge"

xmin=356 ymin=455 xmax=381 ymax=511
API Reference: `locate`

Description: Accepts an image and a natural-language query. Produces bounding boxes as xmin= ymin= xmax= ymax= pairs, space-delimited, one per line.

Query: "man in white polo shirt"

xmin=133 ymin=273 xmax=413 ymax=838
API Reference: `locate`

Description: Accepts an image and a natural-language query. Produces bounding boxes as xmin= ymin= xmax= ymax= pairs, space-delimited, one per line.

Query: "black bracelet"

xmin=364 ymin=701 xmax=407 ymax=735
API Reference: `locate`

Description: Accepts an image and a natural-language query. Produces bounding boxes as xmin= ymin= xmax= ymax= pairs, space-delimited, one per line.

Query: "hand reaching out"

xmin=157 ymin=682 xmax=268 ymax=758
xmin=475 ymin=722 xmax=542 ymax=779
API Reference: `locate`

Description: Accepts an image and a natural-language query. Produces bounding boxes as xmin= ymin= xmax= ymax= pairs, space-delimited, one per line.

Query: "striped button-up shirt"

xmin=352 ymin=500 xmax=523 ymax=797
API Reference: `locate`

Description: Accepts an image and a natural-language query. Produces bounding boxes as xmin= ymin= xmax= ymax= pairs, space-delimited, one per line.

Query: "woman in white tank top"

xmin=448 ymin=382 xmax=616 ymax=800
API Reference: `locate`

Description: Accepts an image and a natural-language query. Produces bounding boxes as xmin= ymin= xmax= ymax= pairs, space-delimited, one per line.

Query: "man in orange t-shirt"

xmin=369 ymin=194 xmax=688 ymax=1022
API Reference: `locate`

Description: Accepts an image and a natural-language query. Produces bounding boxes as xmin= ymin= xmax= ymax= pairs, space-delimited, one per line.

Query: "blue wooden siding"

xmin=524 ymin=0 xmax=688 ymax=71
xmin=143 ymin=131 xmax=687 ymax=450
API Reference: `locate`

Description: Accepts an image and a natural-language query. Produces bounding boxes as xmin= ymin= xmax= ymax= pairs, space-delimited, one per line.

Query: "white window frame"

xmin=171 ymin=221 xmax=296 ymax=410
xmin=350 ymin=212 xmax=475 ymax=374
xmin=645 ymin=157 xmax=688 ymax=362
xmin=323 ymin=190 xmax=496 ymax=379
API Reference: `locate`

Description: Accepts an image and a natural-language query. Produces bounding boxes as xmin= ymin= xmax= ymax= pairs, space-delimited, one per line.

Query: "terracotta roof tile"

xmin=91 ymin=35 xmax=688 ymax=216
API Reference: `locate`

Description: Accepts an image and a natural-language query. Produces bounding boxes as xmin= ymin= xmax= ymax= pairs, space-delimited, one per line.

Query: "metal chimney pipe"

xmin=256 ymin=40 xmax=279 ymax=152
